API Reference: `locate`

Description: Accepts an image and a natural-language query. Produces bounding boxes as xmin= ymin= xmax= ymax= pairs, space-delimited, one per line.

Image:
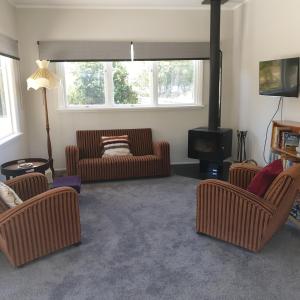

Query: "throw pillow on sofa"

xmin=247 ymin=159 xmax=283 ymax=197
xmin=101 ymin=135 xmax=133 ymax=157
xmin=0 ymin=182 xmax=23 ymax=208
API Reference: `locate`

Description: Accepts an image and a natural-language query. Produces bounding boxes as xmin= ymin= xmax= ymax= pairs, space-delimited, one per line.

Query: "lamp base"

xmin=48 ymin=158 xmax=55 ymax=179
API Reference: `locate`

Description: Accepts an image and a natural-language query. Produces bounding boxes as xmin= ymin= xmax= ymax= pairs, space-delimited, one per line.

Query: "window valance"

xmin=0 ymin=34 xmax=19 ymax=60
xmin=38 ymin=41 xmax=132 ymax=62
xmin=134 ymin=42 xmax=210 ymax=61
xmin=38 ymin=41 xmax=210 ymax=62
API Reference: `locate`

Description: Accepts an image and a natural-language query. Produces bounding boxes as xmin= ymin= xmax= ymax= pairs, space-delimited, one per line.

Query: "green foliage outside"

xmin=158 ymin=61 xmax=194 ymax=98
xmin=67 ymin=60 xmax=194 ymax=105
xmin=68 ymin=62 xmax=105 ymax=105
xmin=67 ymin=62 xmax=139 ymax=105
xmin=113 ymin=62 xmax=138 ymax=104
xmin=0 ymin=70 xmax=6 ymax=116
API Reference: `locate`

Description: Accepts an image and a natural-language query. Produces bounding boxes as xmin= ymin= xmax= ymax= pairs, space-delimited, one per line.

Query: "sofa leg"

xmin=73 ymin=241 xmax=81 ymax=247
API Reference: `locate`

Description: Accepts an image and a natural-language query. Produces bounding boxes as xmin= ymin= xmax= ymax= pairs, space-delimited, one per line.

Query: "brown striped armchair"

xmin=196 ymin=163 xmax=300 ymax=252
xmin=66 ymin=128 xmax=171 ymax=182
xmin=0 ymin=173 xmax=81 ymax=267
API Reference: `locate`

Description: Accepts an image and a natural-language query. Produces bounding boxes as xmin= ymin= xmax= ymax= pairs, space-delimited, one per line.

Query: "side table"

xmin=1 ymin=158 xmax=49 ymax=180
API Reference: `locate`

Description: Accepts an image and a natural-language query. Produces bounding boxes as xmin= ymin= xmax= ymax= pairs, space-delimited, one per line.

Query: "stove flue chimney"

xmin=202 ymin=0 xmax=228 ymax=130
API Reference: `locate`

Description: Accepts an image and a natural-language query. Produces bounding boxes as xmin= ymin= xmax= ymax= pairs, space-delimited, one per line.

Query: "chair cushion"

xmin=247 ymin=159 xmax=283 ymax=197
xmin=0 ymin=182 xmax=23 ymax=208
xmin=101 ymin=135 xmax=132 ymax=157
xmin=0 ymin=195 xmax=10 ymax=213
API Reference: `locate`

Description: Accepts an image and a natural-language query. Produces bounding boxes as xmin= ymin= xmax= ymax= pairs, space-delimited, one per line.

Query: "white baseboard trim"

xmin=54 ymin=168 xmax=66 ymax=172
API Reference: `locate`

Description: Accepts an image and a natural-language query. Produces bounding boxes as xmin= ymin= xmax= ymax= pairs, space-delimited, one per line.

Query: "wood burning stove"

xmin=188 ymin=127 xmax=232 ymax=177
xmin=188 ymin=0 xmax=232 ymax=179
xmin=188 ymin=127 xmax=232 ymax=161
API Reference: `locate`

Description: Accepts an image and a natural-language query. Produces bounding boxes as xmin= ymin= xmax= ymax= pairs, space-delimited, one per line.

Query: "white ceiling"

xmin=10 ymin=0 xmax=247 ymax=10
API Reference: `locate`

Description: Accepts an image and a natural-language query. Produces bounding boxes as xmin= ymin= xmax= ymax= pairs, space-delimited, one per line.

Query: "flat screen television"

xmin=259 ymin=57 xmax=299 ymax=97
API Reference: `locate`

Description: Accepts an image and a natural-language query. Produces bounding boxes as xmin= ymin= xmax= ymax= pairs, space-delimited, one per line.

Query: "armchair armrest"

xmin=5 ymin=173 xmax=48 ymax=201
xmin=66 ymin=145 xmax=79 ymax=176
xmin=196 ymin=179 xmax=274 ymax=252
xmin=0 ymin=187 xmax=81 ymax=267
xmin=153 ymin=141 xmax=171 ymax=176
xmin=229 ymin=163 xmax=262 ymax=189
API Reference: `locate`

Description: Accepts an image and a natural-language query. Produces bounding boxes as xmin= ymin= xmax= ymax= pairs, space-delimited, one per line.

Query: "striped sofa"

xmin=65 ymin=128 xmax=171 ymax=182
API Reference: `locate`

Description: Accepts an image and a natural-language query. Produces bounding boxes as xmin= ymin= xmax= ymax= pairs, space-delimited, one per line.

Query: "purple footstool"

xmin=53 ymin=176 xmax=81 ymax=193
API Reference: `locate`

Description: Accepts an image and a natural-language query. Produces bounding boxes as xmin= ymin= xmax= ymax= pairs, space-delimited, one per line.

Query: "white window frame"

xmin=0 ymin=56 xmax=20 ymax=144
xmin=57 ymin=60 xmax=204 ymax=110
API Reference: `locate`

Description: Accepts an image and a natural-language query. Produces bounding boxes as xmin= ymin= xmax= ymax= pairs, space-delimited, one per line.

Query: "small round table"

xmin=1 ymin=158 xmax=49 ymax=180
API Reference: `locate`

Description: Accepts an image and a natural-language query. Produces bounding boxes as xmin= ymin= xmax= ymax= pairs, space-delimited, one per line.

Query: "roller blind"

xmin=0 ymin=34 xmax=19 ymax=60
xmin=133 ymin=42 xmax=210 ymax=61
xmin=38 ymin=41 xmax=131 ymax=62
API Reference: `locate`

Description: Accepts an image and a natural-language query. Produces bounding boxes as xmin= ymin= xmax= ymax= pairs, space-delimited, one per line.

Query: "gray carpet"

xmin=0 ymin=176 xmax=300 ymax=300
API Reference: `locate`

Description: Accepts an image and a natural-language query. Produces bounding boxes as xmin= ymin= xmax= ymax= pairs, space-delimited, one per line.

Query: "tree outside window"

xmin=61 ymin=60 xmax=200 ymax=107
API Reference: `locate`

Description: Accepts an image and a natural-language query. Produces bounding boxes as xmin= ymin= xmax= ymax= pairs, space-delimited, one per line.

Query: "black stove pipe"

xmin=208 ymin=0 xmax=222 ymax=130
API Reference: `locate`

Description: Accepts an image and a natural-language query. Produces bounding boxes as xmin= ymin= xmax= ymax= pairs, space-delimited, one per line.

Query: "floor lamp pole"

xmin=42 ymin=87 xmax=55 ymax=178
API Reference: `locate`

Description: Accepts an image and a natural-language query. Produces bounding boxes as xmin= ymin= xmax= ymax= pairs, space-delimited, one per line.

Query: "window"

xmin=0 ymin=56 xmax=19 ymax=142
xmin=113 ymin=61 xmax=152 ymax=105
xmin=65 ymin=62 xmax=105 ymax=106
xmin=58 ymin=60 xmax=203 ymax=109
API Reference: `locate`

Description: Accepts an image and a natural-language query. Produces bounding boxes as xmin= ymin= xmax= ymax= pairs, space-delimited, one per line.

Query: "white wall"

xmin=234 ymin=0 xmax=300 ymax=165
xmin=0 ymin=1 xmax=28 ymax=179
xmin=16 ymin=8 xmax=235 ymax=170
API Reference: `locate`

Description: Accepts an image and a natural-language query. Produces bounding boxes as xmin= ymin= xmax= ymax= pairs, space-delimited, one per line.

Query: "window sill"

xmin=0 ymin=132 xmax=23 ymax=147
xmin=57 ymin=104 xmax=205 ymax=112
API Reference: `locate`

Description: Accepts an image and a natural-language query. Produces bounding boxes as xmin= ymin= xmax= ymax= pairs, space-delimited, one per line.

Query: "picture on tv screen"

xmin=259 ymin=57 xmax=299 ymax=97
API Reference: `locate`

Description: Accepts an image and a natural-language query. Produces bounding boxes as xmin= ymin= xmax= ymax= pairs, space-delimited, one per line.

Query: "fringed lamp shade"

xmin=26 ymin=60 xmax=60 ymax=179
xmin=27 ymin=60 xmax=60 ymax=90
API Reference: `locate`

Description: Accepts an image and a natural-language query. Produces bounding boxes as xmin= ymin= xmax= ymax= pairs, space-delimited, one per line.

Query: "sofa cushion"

xmin=78 ymin=155 xmax=161 ymax=181
xmin=101 ymin=135 xmax=132 ymax=157
xmin=0 ymin=182 xmax=23 ymax=209
xmin=247 ymin=159 xmax=283 ymax=197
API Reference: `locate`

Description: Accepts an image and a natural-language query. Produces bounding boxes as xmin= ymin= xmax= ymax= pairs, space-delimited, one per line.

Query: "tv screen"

xmin=259 ymin=57 xmax=299 ymax=97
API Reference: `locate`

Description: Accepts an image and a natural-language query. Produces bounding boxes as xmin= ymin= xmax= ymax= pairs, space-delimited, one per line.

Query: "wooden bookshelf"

xmin=271 ymin=121 xmax=300 ymax=227
xmin=271 ymin=120 xmax=300 ymax=162
xmin=271 ymin=147 xmax=300 ymax=161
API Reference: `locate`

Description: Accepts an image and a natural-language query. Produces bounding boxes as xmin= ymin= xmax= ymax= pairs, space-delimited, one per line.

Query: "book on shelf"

xmin=269 ymin=152 xmax=294 ymax=169
xmin=269 ymin=152 xmax=280 ymax=163
xmin=290 ymin=196 xmax=300 ymax=222
xmin=273 ymin=127 xmax=292 ymax=149
xmin=290 ymin=200 xmax=300 ymax=222
xmin=272 ymin=127 xmax=300 ymax=152
xmin=282 ymin=158 xmax=294 ymax=170
xmin=280 ymin=130 xmax=293 ymax=149
xmin=284 ymin=133 xmax=300 ymax=151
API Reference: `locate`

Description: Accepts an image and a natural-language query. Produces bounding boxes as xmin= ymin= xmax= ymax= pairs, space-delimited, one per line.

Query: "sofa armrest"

xmin=0 ymin=187 xmax=81 ymax=267
xmin=229 ymin=163 xmax=262 ymax=189
xmin=196 ymin=179 xmax=274 ymax=252
xmin=153 ymin=141 xmax=171 ymax=176
xmin=66 ymin=145 xmax=79 ymax=176
xmin=5 ymin=173 xmax=48 ymax=201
